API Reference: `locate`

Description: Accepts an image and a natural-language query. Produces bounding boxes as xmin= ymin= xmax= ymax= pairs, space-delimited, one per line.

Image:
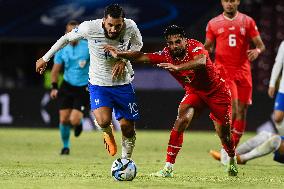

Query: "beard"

xmin=170 ymin=48 xmax=186 ymax=58
xmin=103 ymin=26 xmax=120 ymax=39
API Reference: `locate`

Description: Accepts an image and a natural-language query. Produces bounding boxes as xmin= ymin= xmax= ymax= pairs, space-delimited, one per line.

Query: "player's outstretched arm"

xmin=104 ymin=45 xmax=150 ymax=63
xmin=36 ymin=26 xmax=84 ymax=74
xmin=36 ymin=58 xmax=48 ymax=75
xmin=158 ymin=54 xmax=206 ymax=72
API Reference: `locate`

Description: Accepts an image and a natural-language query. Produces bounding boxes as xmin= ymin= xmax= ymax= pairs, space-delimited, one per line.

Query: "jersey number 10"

xmin=229 ymin=34 xmax=236 ymax=47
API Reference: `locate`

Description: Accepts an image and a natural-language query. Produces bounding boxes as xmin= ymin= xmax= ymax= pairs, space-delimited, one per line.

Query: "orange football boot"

xmin=209 ymin=150 xmax=221 ymax=161
xmin=103 ymin=124 xmax=117 ymax=156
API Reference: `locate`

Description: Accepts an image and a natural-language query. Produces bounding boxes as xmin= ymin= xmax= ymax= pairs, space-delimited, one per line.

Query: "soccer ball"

xmin=111 ymin=158 xmax=137 ymax=181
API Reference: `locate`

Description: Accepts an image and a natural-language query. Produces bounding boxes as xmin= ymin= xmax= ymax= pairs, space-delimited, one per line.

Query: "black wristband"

xmin=51 ymin=82 xmax=58 ymax=90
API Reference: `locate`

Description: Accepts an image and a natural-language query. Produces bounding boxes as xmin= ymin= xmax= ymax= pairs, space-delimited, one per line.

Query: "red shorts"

xmin=180 ymin=84 xmax=232 ymax=126
xmin=218 ymin=65 xmax=252 ymax=104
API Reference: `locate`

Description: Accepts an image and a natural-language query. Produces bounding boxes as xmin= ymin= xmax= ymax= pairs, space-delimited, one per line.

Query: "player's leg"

xmin=213 ymin=120 xmax=238 ymax=176
xmin=119 ymin=118 xmax=136 ymax=159
xmin=71 ymin=86 xmax=89 ymax=137
xmin=151 ymin=93 xmax=204 ymax=177
xmin=231 ymin=101 xmax=249 ymax=146
xmin=111 ymin=84 xmax=139 ymax=159
xmin=57 ymin=85 xmax=73 ymax=155
xmin=69 ymin=109 xmax=84 ymax=137
xmin=232 ymin=75 xmax=252 ymax=146
xmin=273 ymin=138 xmax=284 ymax=163
xmin=238 ymin=135 xmax=282 ymax=164
xmin=151 ymin=104 xmax=194 ymax=178
xmin=210 ymin=131 xmax=275 ymax=164
xmin=272 ymin=92 xmax=284 ymax=136
xmin=208 ymin=85 xmax=237 ymax=176
xmin=94 ymin=107 xmax=116 ymax=156
xmin=274 ymin=110 xmax=284 ymax=135
xmin=209 ymin=79 xmax=238 ymax=162
xmin=236 ymin=131 xmax=273 ymax=155
xmin=88 ymin=84 xmax=117 ymax=156
xmin=59 ymin=109 xmax=72 ymax=155
xmin=214 ymin=79 xmax=251 ymax=163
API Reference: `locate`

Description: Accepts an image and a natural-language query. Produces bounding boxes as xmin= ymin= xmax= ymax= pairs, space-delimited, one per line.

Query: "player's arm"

xmin=268 ymin=41 xmax=284 ymax=98
xmin=112 ymin=21 xmax=144 ymax=79
xmin=50 ymin=63 xmax=62 ymax=99
xmin=204 ymin=21 xmax=216 ymax=53
xmin=36 ymin=23 xmax=87 ymax=74
xmin=204 ymin=38 xmax=215 ymax=53
xmin=104 ymin=45 xmax=151 ymax=63
xmin=157 ymin=54 xmax=206 ymax=72
xmin=247 ymin=35 xmax=266 ymax=62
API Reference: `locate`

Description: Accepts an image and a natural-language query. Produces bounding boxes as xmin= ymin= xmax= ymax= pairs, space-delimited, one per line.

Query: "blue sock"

xmin=59 ymin=124 xmax=71 ymax=148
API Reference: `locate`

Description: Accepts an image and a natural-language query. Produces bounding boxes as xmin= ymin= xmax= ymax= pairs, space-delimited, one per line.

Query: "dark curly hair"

xmin=104 ymin=4 xmax=125 ymax=18
xmin=164 ymin=25 xmax=186 ymax=39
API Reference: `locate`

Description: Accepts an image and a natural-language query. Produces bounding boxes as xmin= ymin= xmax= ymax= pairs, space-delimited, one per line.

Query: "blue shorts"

xmin=274 ymin=92 xmax=284 ymax=111
xmin=88 ymin=83 xmax=140 ymax=121
xmin=273 ymin=136 xmax=284 ymax=163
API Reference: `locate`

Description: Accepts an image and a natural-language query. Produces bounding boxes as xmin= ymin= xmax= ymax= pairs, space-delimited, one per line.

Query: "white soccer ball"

xmin=111 ymin=158 xmax=137 ymax=181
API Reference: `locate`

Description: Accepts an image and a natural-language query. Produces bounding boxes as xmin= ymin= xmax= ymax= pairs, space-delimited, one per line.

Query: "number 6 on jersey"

xmin=229 ymin=34 xmax=236 ymax=47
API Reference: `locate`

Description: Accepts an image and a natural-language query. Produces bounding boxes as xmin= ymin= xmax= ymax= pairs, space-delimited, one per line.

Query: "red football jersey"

xmin=147 ymin=39 xmax=225 ymax=93
xmin=206 ymin=12 xmax=260 ymax=72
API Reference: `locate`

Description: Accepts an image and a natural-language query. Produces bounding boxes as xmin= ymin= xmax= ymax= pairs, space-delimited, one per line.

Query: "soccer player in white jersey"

xmin=36 ymin=4 xmax=143 ymax=158
xmin=210 ymin=41 xmax=284 ymax=164
xmin=268 ymin=41 xmax=284 ymax=136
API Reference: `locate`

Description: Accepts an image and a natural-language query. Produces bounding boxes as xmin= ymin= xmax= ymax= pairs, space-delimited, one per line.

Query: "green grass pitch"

xmin=0 ymin=128 xmax=283 ymax=189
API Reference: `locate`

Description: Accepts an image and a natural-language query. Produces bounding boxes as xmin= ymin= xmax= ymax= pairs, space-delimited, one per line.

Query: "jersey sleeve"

xmin=129 ymin=20 xmax=143 ymax=51
xmin=247 ymin=17 xmax=260 ymax=39
xmin=66 ymin=21 xmax=89 ymax=40
xmin=205 ymin=21 xmax=215 ymax=42
xmin=42 ymin=23 xmax=87 ymax=62
xmin=269 ymin=41 xmax=284 ymax=87
xmin=146 ymin=51 xmax=167 ymax=64
xmin=53 ymin=50 xmax=63 ymax=64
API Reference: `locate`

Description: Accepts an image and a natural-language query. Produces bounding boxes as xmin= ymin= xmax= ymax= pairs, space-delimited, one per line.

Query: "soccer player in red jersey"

xmin=204 ymin=0 xmax=265 ymax=150
xmin=104 ymin=25 xmax=238 ymax=177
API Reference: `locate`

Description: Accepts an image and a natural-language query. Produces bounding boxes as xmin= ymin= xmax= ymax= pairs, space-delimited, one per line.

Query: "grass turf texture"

xmin=0 ymin=128 xmax=283 ymax=189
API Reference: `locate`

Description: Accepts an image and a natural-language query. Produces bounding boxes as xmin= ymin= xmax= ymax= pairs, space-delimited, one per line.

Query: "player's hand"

xmin=157 ymin=63 xmax=179 ymax=72
xmin=36 ymin=58 xmax=48 ymax=74
xmin=50 ymin=89 xmax=58 ymax=99
xmin=268 ymin=87 xmax=275 ymax=98
xmin=247 ymin=49 xmax=260 ymax=62
xmin=112 ymin=60 xmax=126 ymax=80
xmin=104 ymin=45 xmax=119 ymax=58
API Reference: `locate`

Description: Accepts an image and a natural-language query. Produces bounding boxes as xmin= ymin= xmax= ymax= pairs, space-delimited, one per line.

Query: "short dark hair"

xmin=164 ymin=25 xmax=186 ymax=39
xmin=67 ymin=20 xmax=79 ymax=26
xmin=104 ymin=4 xmax=125 ymax=18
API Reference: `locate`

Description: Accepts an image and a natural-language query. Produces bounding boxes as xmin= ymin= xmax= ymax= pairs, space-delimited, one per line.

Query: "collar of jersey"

xmin=222 ymin=11 xmax=239 ymax=21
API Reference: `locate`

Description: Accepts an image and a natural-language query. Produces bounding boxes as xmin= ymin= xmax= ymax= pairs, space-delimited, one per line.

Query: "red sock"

xmin=232 ymin=120 xmax=246 ymax=146
xmin=166 ymin=128 xmax=184 ymax=164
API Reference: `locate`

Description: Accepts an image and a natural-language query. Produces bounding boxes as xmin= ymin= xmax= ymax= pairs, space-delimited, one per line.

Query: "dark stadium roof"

xmin=0 ymin=0 xmax=218 ymax=41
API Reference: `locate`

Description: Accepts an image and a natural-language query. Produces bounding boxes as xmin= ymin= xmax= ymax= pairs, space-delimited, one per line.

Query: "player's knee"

xmin=174 ymin=117 xmax=189 ymax=132
xmin=259 ymin=131 xmax=273 ymax=139
xmin=269 ymin=135 xmax=282 ymax=151
xmin=60 ymin=117 xmax=70 ymax=125
xmin=273 ymin=114 xmax=284 ymax=123
xmin=96 ymin=118 xmax=112 ymax=128
xmin=69 ymin=117 xmax=81 ymax=126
